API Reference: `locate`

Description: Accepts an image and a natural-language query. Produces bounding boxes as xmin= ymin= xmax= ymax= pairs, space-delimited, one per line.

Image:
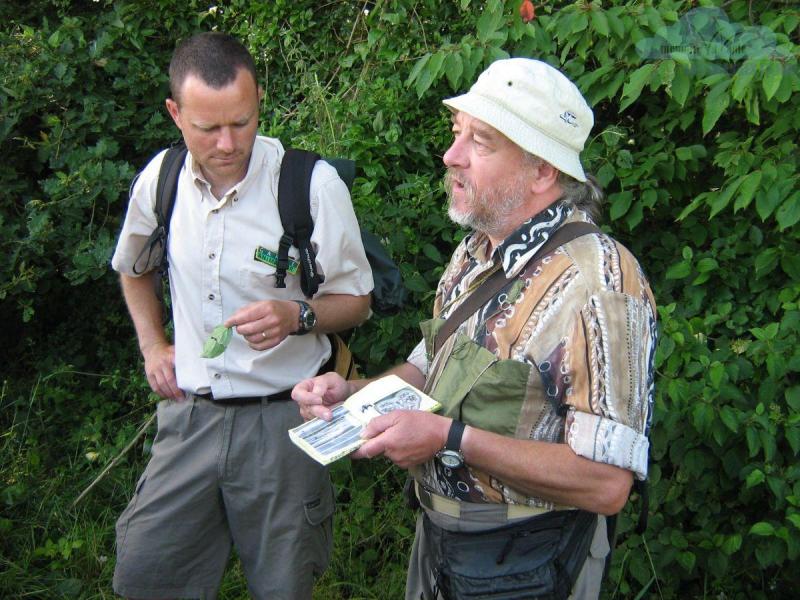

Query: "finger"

xmin=361 ymin=413 xmax=393 ymax=438
xmin=354 ymin=437 xmax=386 ymax=459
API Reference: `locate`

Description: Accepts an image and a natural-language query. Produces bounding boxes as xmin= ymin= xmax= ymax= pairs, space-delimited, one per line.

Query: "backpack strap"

xmin=433 ymin=221 xmax=601 ymax=354
xmin=276 ymin=149 xmax=325 ymax=297
xmin=131 ymin=142 xmax=187 ymax=277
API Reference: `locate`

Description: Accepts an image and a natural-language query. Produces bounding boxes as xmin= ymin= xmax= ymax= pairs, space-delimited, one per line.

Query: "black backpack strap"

xmin=132 ymin=143 xmax=187 ymax=276
xmin=277 ymin=149 xmax=325 ymax=297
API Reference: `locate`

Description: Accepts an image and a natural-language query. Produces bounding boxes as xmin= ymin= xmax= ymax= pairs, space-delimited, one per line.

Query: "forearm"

xmin=460 ymin=426 xmax=633 ymax=515
xmin=308 ymin=293 xmax=371 ymax=334
xmin=119 ymin=273 xmax=170 ymax=353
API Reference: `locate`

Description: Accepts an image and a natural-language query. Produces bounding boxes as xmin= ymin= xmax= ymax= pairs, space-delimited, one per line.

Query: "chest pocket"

xmin=421 ymin=318 xmax=530 ymax=438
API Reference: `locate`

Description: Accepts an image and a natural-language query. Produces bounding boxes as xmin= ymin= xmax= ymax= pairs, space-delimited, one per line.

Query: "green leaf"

xmin=476 ymin=6 xmax=503 ymax=43
xmin=676 ymin=551 xmax=696 ymax=572
xmin=709 ymin=175 xmax=744 ymax=218
xmin=732 ymin=171 xmax=763 ymax=213
xmin=788 ymin=514 xmax=800 ymax=530
xmin=746 ymin=427 xmax=761 ymax=457
xmin=696 ymin=258 xmax=718 ymax=273
xmin=665 ymin=260 xmax=691 ymax=280
xmin=731 ymin=60 xmax=757 ymax=101
xmin=776 ymin=191 xmax=800 ymax=231
xmin=719 ymin=406 xmax=739 ymax=433
xmin=590 ymin=9 xmax=610 ymax=37
xmin=721 ymin=534 xmax=743 ymax=555
xmin=754 ymin=248 xmax=780 ymax=278
xmin=702 ymin=80 xmax=731 ymax=135
xmin=444 ymin=52 xmax=464 ymax=92
xmin=746 ymin=469 xmax=765 ymax=488
xmin=787 ymin=387 xmax=800 ymax=412
xmin=405 ymin=53 xmax=430 ymax=86
xmin=762 ymin=60 xmax=783 ymax=101
xmin=609 ymin=190 xmax=632 ymax=220
xmin=756 ymin=186 xmax=784 ymax=220
xmin=201 ymin=325 xmax=232 ymax=358
xmin=620 ymin=63 xmax=656 ymax=112
xmin=750 ymin=522 xmax=776 ymax=536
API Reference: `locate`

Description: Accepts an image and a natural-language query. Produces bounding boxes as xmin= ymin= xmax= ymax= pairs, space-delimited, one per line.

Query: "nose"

xmin=217 ymin=127 xmax=234 ymax=153
xmin=443 ymin=134 xmax=467 ymax=168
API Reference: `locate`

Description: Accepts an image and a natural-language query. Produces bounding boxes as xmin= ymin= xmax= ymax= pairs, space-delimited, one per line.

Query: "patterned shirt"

xmin=408 ymin=202 xmax=657 ymax=507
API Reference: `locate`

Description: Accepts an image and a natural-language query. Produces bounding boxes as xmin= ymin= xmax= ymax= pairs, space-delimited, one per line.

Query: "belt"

xmin=415 ymin=481 xmax=553 ymax=521
xmin=193 ymin=343 xmax=338 ymax=406
xmin=194 ymin=389 xmax=292 ymax=405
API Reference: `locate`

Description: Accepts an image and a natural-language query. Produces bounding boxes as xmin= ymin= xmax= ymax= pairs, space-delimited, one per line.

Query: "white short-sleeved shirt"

xmin=112 ymin=136 xmax=373 ymax=398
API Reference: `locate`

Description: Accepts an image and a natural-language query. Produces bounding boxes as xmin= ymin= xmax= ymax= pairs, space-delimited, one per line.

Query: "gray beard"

xmin=445 ymin=169 xmax=528 ymax=238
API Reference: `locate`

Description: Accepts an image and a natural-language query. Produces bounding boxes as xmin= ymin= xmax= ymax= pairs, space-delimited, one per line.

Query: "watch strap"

xmin=445 ymin=419 xmax=466 ymax=452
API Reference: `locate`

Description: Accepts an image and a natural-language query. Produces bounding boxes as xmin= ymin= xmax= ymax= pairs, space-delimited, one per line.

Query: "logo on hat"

xmin=559 ymin=111 xmax=578 ymax=127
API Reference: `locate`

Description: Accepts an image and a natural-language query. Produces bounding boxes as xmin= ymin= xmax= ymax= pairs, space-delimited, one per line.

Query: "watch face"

xmin=437 ymin=449 xmax=463 ymax=469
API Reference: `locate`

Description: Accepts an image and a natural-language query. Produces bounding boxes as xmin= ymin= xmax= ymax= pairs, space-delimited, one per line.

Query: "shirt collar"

xmin=464 ymin=201 xmax=573 ymax=278
xmin=186 ymin=136 xmax=282 ymax=202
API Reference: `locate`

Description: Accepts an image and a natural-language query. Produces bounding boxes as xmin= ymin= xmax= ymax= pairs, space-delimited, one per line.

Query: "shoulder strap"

xmin=131 ymin=142 xmax=187 ymax=276
xmin=433 ymin=221 xmax=601 ymax=354
xmin=276 ymin=149 xmax=325 ymax=297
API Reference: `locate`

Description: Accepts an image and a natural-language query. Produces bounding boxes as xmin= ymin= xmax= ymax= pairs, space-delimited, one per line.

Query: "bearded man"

xmin=293 ymin=58 xmax=657 ymax=600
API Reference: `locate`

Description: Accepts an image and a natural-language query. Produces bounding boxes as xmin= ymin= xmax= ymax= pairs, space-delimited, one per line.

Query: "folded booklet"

xmin=288 ymin=374 xmax=441 ymax=465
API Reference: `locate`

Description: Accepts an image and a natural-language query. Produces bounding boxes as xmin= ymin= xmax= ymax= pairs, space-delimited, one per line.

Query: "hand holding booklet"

xmin=289 ymin=374 xmax=441 ymax=465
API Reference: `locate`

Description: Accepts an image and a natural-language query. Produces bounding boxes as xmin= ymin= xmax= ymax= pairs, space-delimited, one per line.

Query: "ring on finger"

xmin=261 ymin=331 xmax=268 ymax=339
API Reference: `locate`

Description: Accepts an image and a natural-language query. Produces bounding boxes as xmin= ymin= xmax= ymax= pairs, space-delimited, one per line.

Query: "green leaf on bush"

xmin=733 ymin=171 xmax=762 ymax=213
xmin=620 ymin=63 xmax=656 ymax=112
xmin=702 ymin=80 xmax=731 ymax=135
xmin=750 ymin=521 xmax=776 ymax=536
xmin=746 ymin=468 xmax=765 ymax=488
xmin=721 ymin=534 xmax=742 ymax=555
xmin=763 ymin=60 xmax=783 ymax=101
xmin=676 ymin=550 xmax=696 ymax=572
xmin=665 ymin=260 xmax=691 ymax=280
xmin=776 ymin=191 xmax=800 ymax=231
xmin=609 ymin=190 xmax=632 ymax=220
xmin=201 ymin=325 xmax=232 ymax=359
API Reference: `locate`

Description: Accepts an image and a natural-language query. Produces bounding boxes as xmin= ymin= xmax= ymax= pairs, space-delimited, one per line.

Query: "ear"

xmin=528 ymin=161 xmax=560 ymax=195
xmin=165 ymin=98 xmax=182 ymax=130
xmin=257 ymin=86 xmax=264 ymax=103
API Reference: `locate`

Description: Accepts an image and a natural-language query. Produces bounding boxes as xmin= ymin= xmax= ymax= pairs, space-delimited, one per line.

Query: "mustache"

xmin=445 ymin=168 xmax=474 ymax=196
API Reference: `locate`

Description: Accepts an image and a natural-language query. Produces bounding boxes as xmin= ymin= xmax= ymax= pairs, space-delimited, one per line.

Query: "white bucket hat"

xmin=442 ymin=58 xmax=593 ymax=182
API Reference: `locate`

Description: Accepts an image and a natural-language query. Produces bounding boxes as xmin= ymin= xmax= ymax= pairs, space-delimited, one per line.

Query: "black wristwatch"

xmin=291 ymin=300 xmax=317 ymax=335
xmin=436 ymin=419 xmax=466 ymax=469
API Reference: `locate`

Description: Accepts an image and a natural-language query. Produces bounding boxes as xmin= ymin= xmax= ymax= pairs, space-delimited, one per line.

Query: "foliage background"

xmin=1 ymin=0 xmax=798 ymax=598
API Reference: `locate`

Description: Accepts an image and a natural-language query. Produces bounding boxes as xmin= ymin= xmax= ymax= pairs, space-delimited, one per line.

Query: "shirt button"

xmin=208 ymin=294 xmax=215 ymax=300
xmin=212 ymin=209 xmax=219 ymax=214
xmin=208 ymin=252 xmax=216 ymax=259
xmin=214 ymin=373 xmax=221 ymax=379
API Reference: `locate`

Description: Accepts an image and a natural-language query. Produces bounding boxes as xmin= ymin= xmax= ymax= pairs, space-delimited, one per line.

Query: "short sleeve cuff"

xmin=406 ymin=339 xmax=429 ymax=377
xmin=566 ymin=410 xmax=649 ymax=480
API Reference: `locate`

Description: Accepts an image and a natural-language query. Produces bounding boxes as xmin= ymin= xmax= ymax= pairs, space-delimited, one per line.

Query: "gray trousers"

xmin=113 ymin=397 xmax=334 ymax=600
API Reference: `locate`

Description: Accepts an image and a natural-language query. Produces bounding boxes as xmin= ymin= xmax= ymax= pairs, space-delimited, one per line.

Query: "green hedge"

xmin=1 ymin=0 xmax=798 ymax=597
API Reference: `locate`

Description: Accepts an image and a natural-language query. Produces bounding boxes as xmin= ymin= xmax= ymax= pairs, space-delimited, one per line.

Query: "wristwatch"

xmin=292 ymin=300 xmax=317 ymax=335
xmin=436 ymin=419 xmax=466 ymax=469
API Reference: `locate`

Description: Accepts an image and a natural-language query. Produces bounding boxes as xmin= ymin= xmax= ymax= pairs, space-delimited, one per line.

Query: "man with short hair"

xmin=111 ymin=32 xmax=373 ymax=599
xmin=293 ymin=58 xmax=656 ymax=599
